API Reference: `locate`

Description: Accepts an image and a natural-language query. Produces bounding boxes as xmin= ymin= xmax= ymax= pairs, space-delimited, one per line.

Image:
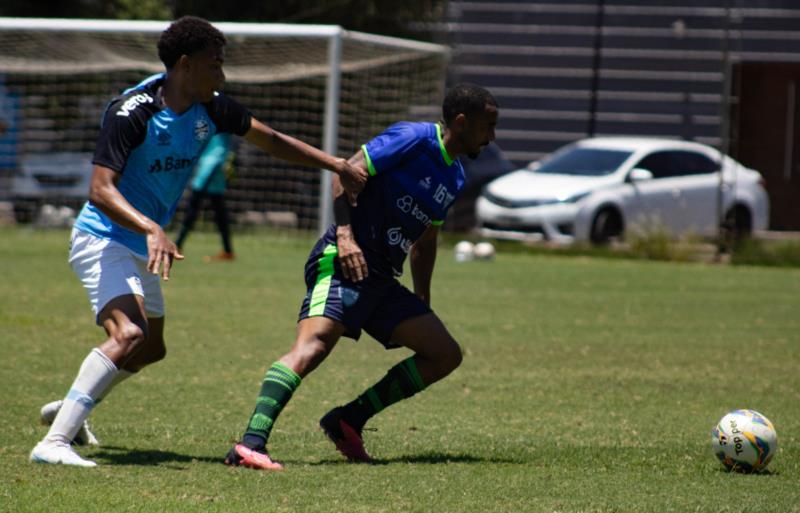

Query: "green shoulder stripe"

xmin=435 ymin=123 xmax=455 ymax=166
xmin=361 ymin=144 xmax=377 ymax=176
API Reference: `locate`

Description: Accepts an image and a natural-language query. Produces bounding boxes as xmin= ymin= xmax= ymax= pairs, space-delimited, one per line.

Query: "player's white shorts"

xmin=69 ymin=228 xmax=165 ymax=323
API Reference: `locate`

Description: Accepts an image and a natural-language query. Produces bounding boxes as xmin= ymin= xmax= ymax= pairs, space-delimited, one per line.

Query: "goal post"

xmin=0 ymin=17 xmax=449 ymax=232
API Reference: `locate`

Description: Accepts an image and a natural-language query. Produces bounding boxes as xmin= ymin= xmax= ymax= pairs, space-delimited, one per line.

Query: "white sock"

xmin=95 ymin=369 xmax=134 ymax=404
xmin=44 ymin=348 xmax=118 ymax=445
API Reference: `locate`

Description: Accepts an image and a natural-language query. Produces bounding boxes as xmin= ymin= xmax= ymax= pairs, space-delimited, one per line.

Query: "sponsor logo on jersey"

xmin=395 ymin=195 xmax=432 ymax=227
xmin=116 ymin=93 xmax=154 ymax=117
xmin=148 ymin=155 xmax=199 ymax=173
xmin=194 ymin=119 xmax=210 ymax=142
xmin=157 ymin=131 xmax=172 ymax=146
xmin=396 ymin=195 xmax=414 ymax=213
xmin=418 ymin=176 xmax=432 ymax=190
xmin=433 ymin=183 xmax=455 ymax=207
xmin=386 ymin=226 xmax=413 ymax=254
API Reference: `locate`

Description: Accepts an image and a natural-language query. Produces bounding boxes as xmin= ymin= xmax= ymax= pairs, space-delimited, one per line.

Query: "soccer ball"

xmin=711 ymin=409 xmax=778 ymax=473
xmin=454 ymin=240 xmax=475 ymax=262
xmin=473 ymin=241 xmax=496 ymax=260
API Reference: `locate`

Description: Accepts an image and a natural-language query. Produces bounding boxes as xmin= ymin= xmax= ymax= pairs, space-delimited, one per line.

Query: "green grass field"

xmin=1 ymin=226 xmax=798 ymax=513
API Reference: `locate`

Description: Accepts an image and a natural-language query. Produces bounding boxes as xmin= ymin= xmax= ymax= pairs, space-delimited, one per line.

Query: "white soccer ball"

xmin=711 ymin=409 xmax=778 ymax=473
xmin=473 ymin=241 xmax=496 ymax=260
xmin=454 ymin=240 xmax=475 ymax=262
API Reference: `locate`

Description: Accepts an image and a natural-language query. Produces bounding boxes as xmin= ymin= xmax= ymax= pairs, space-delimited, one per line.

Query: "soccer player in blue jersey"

xmin=225 ymin=83 xmax=498 ymax=470
xmin=30 ymin=16 xmax=367 ymax=467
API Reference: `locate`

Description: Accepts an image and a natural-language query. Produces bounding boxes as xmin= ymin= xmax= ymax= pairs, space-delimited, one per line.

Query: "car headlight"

xmin=481 ymin=188 xmax=587 ymax=208
xmin=481 ymin=188 xmax=529 ymax=208
xmin=559 ymin=191 xmax=590 ymax=203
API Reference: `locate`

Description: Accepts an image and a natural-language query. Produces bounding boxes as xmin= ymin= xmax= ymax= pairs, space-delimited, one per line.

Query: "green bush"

xmin=441 ymin=225 xmax=800 ymax=267
xmin=731 ymin=238 xmax=800 ymax=268
xmin=625 ymin=220 xmax=701 ymax=262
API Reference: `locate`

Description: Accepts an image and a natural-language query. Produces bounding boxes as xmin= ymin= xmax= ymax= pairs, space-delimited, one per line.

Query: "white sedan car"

xmin=476 ymin=137 xmax=769 ymax=244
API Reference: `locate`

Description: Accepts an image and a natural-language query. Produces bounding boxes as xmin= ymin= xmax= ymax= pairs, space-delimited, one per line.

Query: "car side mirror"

xmin=627 ymin=168 xmax=653 ymax=182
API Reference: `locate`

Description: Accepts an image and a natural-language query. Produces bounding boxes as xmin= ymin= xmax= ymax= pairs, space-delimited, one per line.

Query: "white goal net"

xmin=0 ymin=18 xmax=449 ymax=230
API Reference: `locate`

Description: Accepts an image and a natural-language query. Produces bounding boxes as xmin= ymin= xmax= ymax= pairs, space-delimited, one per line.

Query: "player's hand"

xmin=145 ymin=225 xmax=184 ymax=281
xmin=336 ymin=229 xmax=368 ymax=282
xmin=336 ymin=158 xmax=368 ymax=207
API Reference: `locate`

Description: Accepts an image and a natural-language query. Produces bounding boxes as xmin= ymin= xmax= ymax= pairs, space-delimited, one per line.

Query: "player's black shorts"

xmin=297 ymin=239 xmax=431 ymax=349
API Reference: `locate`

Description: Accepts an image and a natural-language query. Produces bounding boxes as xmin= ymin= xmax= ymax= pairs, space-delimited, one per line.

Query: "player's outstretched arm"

xmin=332 ymin=171 xmax=368 ymax=282
xmin=410 ymin=225 xmax=440 ymax=305
xmin=244 ymin=117 xmax=367 ymax=204
xmin=88 ymin=165 xmax=183 ymax=280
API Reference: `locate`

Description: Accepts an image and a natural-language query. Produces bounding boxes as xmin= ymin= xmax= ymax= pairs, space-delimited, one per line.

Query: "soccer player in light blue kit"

xmin=30 ymin=16 xmax=367 ymax=467
xmin=225 ymin=83 xmax=498 ymax=470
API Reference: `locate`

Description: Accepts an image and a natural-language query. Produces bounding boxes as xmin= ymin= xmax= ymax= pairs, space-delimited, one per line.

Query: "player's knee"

xmin=107 ymin=320 xmax=147 ymax=360
xmin=430 ymin=338 xmax=462 ymax=377
xmin=148 ymin=341 xmax=167 ymax=364
xmin=116 ymin=321 xmax=148 ymax=352
xmin=289 ymin=337 xmax=331 ymax=375
xmin=443 ymin=339 xmax=463 ymax=373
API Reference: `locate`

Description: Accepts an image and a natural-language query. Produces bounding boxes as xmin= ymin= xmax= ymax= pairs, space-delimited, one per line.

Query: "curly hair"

xmin=442 ymin=83 xmax=498 ymax=125
xmin=157 ymin=16 xmax=227 ymax=69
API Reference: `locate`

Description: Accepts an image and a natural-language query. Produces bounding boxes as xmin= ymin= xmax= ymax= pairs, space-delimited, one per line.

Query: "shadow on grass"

xmin=94 ymin=446 xmax=518 ymax=468
xmin=311 ymin=450 xmax=521 ymax=466
xmin=91 ymin=445 xmax=221 ymax=467
xmin=713 ymin=466 xmax=779 ymax=476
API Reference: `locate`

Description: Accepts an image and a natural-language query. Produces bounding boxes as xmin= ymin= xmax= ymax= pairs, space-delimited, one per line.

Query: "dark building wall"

xmin=441 ymin=0 xmax=800 ymax=228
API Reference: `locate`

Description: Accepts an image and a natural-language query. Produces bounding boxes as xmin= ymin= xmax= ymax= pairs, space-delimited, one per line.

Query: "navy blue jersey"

xmin=342 ymin=121 xmax=466 ymax=276
xmin=74 ymin=73 xmax=251 ymax=255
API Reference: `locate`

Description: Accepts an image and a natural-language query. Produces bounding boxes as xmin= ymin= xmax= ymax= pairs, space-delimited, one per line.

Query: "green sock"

xmin=342 ymin=356 xmax=427 ymax=431
xmin=242 ymin=361 xmax=301 ymax=449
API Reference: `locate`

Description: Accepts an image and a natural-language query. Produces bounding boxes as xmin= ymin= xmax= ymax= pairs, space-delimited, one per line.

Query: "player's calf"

xmin=437 ymin=338 xmax=463 ymax=376
xmin=121 ymin=338 xmax=167 ymax=371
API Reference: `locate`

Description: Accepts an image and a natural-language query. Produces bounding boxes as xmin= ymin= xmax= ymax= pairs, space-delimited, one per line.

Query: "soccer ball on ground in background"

xmin=711 ymin=409 xmax=778 ymax=473
xmin=473 ymin=241 xmax=496 ymax=260
xmin=454 ymin=240 xmax=475 ymax=262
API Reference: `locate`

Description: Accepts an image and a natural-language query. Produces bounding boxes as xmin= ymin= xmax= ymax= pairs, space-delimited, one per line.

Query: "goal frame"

xmin=0 ymin=17 xmax=449 ymax=233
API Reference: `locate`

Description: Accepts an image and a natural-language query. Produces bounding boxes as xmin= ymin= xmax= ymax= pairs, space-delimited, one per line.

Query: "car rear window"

xmin=536 ymin=148 xmax=632 ymax=176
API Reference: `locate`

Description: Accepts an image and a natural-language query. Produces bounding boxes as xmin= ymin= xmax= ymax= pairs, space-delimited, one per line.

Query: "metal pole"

xmin=716 ymin=2 xmax=733 ymax=258
xmin=318 ymin=28 xmax=342 ymax=235
xmin=587 ymin=0 xmax=605 ymax=137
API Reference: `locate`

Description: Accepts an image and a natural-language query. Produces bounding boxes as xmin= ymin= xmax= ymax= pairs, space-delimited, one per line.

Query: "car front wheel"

xmin=590 ymin=207 xmax=623 ymax=245
xmin=724 ymin=205 xmax=752 ymax=241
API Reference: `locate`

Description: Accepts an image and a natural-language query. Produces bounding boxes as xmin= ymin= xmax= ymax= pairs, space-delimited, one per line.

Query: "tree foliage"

xmin=0 ymin=0 xmax=170 ymax=20
xmin=0 ymin=0 xmax=444 ymax=38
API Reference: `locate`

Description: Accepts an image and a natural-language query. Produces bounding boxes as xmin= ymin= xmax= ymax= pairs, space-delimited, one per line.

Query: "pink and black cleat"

xmin=319 ymin=407 xmax=372 ymax=463
xmin=224 ymin=443 xmax=284 ymax=471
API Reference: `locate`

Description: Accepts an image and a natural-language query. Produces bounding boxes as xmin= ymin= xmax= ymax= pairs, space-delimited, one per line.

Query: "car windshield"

xmin=534 ymin=147 xmax=633 ymax=176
